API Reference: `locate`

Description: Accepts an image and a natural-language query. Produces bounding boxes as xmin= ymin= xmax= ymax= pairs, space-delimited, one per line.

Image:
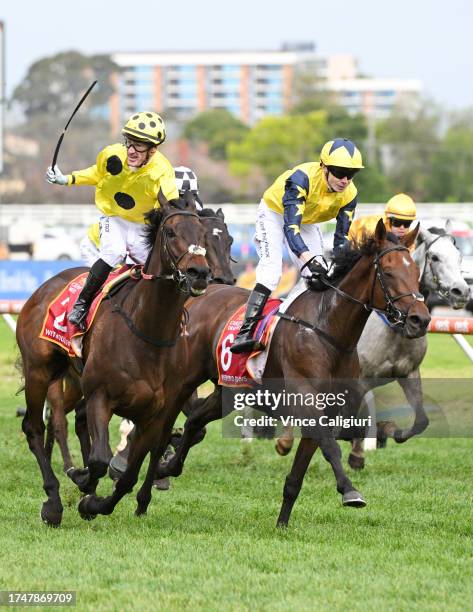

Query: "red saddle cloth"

xmin=39 ymin=265 xmax=131 ymax=356
xmin=216 ymin=299 xmax=281 ymax=387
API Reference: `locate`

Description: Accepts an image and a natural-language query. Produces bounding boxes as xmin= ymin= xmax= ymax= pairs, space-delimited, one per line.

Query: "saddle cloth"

xmin=39 ymin=265 xmax=132 ymax=357
xmin=216 ymin=299 xmax=282 ymax=388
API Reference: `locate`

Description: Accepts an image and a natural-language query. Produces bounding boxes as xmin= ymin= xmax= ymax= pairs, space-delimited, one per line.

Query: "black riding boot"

xmin=68 ymin=259 xmax=112 ymax=330
xmin=230 ymin=284 xmax=271 ymax=354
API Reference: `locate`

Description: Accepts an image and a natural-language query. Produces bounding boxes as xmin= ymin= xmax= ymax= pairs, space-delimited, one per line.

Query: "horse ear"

xmin=216 ymin=208 xmax=225 ymax=220
xmin=418 ymin=227 xmax=432 ymax=244
xmin=158 ymin=188 xmax=171 ymax=212
xmin=185 ymin=190 xmax=197 ymax=212
xmin=374 ymin=218 xmax=386 ymax=243
xmin=445 ymin=218 xmax=453 ymax=233
xmin=402 ymin=222 xmax=420 ymax=249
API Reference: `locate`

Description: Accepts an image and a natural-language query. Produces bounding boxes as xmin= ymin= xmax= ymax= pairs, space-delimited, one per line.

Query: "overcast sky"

xmin=1 ymin=0 xmax=472 ymax=111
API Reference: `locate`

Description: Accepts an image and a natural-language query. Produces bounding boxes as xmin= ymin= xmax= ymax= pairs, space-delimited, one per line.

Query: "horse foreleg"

xmin=135 ymin=447 xmax=161 ymax=516
xmin=348 ymin=438 xmax=365 ymax=470
xmin=74 ymin=399 xmax=91 ymax=466
xmin=68 ymin=391 xmax=112 ymax=495
xmin=156 ymin=387 xmax=222 ymax=479
xmin=78 ymin=418 xmax=165 ymax=520
xmin=22 ymin=371 xmax=64 ymax=527
xmin=318 ymin=435 xmax=366 ymax=507
xmin=276 ymin=437 xmax=318 ymax=528
xmin=394 ymin=370 xmax=429 ymax=442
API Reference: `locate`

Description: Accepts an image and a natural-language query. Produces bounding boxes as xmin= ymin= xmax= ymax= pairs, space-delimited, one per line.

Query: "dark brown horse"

xmin=17 ymin=193 xmax=210 ymax=526
xmin=112 ymin=220 xmax=430 ymax=528
xmin=43 ymin=207 xmax=235 ymax=475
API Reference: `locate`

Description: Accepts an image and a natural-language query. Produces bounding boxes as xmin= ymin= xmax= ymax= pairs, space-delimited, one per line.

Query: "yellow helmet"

xmin=385 ymin=193 xmax=416 ymax=221
xmin=320 ymin=138 xmax=364 ymax=169
xmin=122 ymin=111 xmax=166 ymax=146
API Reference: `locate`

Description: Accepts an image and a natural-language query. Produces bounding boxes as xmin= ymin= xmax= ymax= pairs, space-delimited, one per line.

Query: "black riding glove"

xmin=305 ymin=257 xmax=329 ymax=291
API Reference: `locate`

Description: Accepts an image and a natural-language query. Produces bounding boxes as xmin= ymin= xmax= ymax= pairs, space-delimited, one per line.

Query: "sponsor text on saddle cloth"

xmin=40 ymin=265 xmax=133 ymax=357
xmin=217 ymin=299 xmax=282 ymax=387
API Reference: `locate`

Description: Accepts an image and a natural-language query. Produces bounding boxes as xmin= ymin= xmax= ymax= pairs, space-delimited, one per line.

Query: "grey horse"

xmin=277 ymin=223 xmax=470 ymax=465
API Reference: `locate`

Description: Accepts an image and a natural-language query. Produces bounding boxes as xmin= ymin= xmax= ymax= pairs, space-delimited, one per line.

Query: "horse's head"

xmin=198 ymin=208 xmax=236 ymax=285
xmin=368 ymin=219 xmax=431 ymax=338
xmin=144 ymin=190 xmax=210 ymax=296
xmin=415 ymin=224 xmax=469 ymax=309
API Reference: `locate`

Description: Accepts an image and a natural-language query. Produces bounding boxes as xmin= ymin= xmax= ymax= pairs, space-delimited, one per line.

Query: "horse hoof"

xmin=40 ymin=505 xmax=62 ymax=527
xmin=153 ymin=477 xmax=170 ymax=491
xmin=135 ymin=506 xmax=147 ymax=517
xmin=276 ymin=519 xmax=288 ymax=529
xmin=78 ymin=495 xmax=97 ymax=521
xmin=342 ymin=490 xmax=366 ymax=508
xmin=275 ymin=440 xmax=293 ymax=456
xmin=348 ymin=453 xmax=365 ymax=470
xmin=394 ymin=430 xmax=409 ymax=444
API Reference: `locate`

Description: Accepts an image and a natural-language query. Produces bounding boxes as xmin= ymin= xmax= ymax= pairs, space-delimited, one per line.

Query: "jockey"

xmin=79 ymin=166 xmax=203 ymax=267
xmin=46 ymin=112 xmax=178 ymax=330
xmin=348 ymin=193 xmax=416 ymax=246
xmin=231 ymin=138 xmax=364 ymax=354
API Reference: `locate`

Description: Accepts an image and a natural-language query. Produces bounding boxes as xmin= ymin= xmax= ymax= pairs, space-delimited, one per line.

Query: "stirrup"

xmin=69 ymin=307 xmax=88 ymax=331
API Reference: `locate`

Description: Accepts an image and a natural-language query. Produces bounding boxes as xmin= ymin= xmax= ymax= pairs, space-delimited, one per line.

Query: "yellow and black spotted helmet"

xmin=122 ymin=111 xmax=166 ymax=146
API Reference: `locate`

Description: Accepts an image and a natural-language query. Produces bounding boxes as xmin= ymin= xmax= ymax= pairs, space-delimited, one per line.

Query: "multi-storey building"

xmin=109 ymin=44 xmax=421 ymax=130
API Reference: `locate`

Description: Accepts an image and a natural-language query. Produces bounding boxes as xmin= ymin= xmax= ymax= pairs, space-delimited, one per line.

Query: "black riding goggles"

xmin=124 ymin=137 xmax=153 ymax=153
xmin=388 ymin=217 xmax=413 ymax=229
xmin=326 ymin=166 xmax=360 ymax=180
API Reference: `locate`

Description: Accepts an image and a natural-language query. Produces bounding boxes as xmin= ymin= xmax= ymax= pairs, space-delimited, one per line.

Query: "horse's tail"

xmin=15 ymin=354 xmax=25 ymax=396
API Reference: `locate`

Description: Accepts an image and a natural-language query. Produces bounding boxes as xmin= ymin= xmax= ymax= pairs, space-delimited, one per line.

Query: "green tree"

xmin=427 ymin=110 xmax=473 ymax=202
xmin=183 ymin=109 xmax=249 ymax=160
xmin=376 ymin=100 xmax=442 ymax=200
xmin=228 ymin=111 xmax=327 ymax=183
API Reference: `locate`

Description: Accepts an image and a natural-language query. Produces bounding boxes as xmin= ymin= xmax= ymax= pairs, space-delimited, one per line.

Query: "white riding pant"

xmin=254 ymin=199 xmax=324 ymax=291
xmin=82 ymin=216 xmax=150 ymax=269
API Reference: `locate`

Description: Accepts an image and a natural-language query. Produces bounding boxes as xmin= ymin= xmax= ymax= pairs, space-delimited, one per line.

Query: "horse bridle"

xmin=110 ymin=210 xmax=207 ymax=348
xmin=320 ymin=245 xmax=424 ymax=329
xmin=417 ymin=234 xmax=455 ymax=300
xmin=141 ymin=210 xmax=207 ymax=294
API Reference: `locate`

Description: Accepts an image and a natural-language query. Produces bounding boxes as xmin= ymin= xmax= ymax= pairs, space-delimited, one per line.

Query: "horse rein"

xmin=110 ymin=210 xmax=207 ymax=348
xmin=278 ymin=245 xmax=424 ymax=352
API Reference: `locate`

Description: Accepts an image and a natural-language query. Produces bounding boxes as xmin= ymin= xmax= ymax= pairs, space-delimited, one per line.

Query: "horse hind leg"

xmin=393 ymin=371 xmax=429 ymax=443
xmin=22 ymin=370 xmax=64 ymax=526
xmin=45 ymin=379 xmax=75 ymax=472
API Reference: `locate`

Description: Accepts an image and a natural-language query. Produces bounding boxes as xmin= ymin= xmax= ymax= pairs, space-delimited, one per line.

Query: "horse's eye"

xmin=166 ymin=229 xmax=176 ymax=238
xmin=431 ymin=255 xmax=439 ymax=262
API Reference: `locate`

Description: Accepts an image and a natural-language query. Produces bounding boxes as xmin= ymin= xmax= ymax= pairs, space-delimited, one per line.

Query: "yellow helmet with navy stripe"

xmin=320 ymin=138 xmax=364 ymax=169
xmin=385 ymin=193 xmax=416 ymax=221
xmin=122 ymin=111 xmax=166 ymax=146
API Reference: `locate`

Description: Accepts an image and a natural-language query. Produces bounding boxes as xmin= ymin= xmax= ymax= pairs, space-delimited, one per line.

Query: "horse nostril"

xmin=451 ymin=287 xmax=462 ymax=297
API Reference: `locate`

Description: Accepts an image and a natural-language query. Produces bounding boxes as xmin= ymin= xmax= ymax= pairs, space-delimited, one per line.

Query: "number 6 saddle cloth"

xmin=216 ymin=299 xmax=282 ymax=388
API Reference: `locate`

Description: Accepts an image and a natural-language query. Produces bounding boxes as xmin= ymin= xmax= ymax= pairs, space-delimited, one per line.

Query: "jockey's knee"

xmin=255 ymin=265 xmax=281 ymax=292
xmin=100 ymin=251 xmax=126 ymax=269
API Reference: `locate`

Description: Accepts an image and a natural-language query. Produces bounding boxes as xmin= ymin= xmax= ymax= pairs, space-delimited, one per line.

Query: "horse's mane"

xmin=428 ymin=226 xmax=447 ymax=236
xmin=198 ymin=208 xmax=218 ymax=218
xmin=329 ymin=232 xmax=400 ymax=285
xmin=143 ymin=198 xmax=189 ymax=250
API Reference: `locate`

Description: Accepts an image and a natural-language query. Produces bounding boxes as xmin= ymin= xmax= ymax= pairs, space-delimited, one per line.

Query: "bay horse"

xmin=43 ymin=206 xmax=235 ymax=475
xmin=78 ymin=220 xmax=430 ymax=526
xmin=276 ymin=223 xmax=469 ymax=466
xmin=16 ymin=193 xmax=210 ymax=526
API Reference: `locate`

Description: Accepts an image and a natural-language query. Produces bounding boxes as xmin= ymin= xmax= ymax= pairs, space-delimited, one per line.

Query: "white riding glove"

xmin=46 ymin=165 xmax=68 ymax=185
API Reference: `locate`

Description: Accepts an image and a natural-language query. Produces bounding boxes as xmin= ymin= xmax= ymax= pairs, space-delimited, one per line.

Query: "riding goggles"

xmin=124 ymin=137 xmax=153 ymax=153
xmin=388 ymin=217 xmax=413 ymax=228
xmin=326 ymin=166 xmax=360 ymax=180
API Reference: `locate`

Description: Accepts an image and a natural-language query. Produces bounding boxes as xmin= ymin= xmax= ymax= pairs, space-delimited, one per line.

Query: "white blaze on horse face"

xmin=188 ymin=244 xmax=206 ymax=256
xmin=402 ymin=256 xmax=411 ymax=267
xmin=213 ymin=228 xmax=223 ymax=238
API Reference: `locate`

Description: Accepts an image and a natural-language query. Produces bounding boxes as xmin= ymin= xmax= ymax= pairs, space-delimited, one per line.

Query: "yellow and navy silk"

xmin=263 ymin=162 xmax=358 ymax=256
xmin=67 ymin=143 xmax=179 ymax=223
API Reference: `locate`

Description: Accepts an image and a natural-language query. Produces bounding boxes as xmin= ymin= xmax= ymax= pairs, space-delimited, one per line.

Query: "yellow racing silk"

xmin=67 ymin=143 xmax=179 ymax=223
xmin=263 ymin=162 xmax=358 ymax=255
